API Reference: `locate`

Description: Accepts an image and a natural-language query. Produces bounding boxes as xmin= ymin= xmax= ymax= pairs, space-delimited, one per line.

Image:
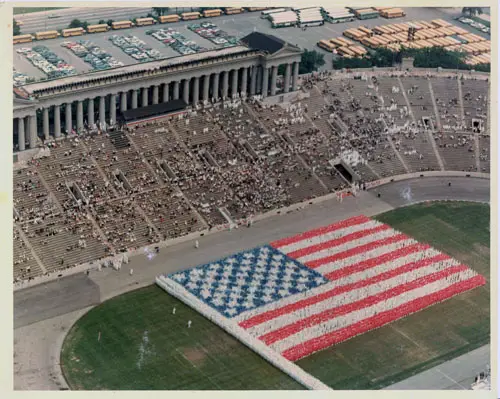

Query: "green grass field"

xmin=61 ymin=201 xmax=490 ymax=390
xmin=14 ymin=7 xmax=67 ymax=15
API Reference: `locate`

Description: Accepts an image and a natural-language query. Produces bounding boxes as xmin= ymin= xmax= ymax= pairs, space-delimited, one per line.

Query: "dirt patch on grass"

xmin=183 ymin=347 xmax=206 ymax=366
xmin=472 ymin=243 xmax=490 ymax=257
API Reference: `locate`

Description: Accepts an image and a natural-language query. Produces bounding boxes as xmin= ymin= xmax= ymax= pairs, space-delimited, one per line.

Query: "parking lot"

xmin=13 ymin=7 xmax=485 ymax=82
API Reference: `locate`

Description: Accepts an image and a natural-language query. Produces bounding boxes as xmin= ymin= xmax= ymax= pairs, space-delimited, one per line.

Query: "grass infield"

xmin=13 ymin=7 xmax=68 ymax=15
xmin=61 ymin=201 xmax=490 ymax=390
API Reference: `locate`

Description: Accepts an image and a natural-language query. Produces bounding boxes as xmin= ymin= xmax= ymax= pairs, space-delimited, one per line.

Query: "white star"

xmin=226 ymin=308 xmax=238 ymax=316
xmin=212 ymin=297 xmax=225 ymax=307
xmin=172 ymin=274 xmax=186 ymax=282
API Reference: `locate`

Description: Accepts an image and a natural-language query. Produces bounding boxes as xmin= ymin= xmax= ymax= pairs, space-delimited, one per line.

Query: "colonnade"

xmin=14 ymin=60 xmax=300 ymax=151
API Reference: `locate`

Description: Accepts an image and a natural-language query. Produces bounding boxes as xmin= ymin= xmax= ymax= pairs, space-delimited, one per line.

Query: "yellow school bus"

xmin=111 ymin=20 xmax=134 ymax=30
xmin=203 ymin=9 xmax=223 ymax=18
xmin=62 ymin=27 xmax=85 ymax=37
xmin=224 ymin=7 xmax=243 ymax=15
xmin=34 ymin=30 xmax=60 ymax=40
xmin=13 ymin=34 xmax=33 ymax=44
xmin=317 ymin=39 xmax=337 ymax=52
xmin=87 ymin=24 xmax=110 ymax=33
xmin=181 ymin=12 xmax=201 ymax=21
xmin=136 ymin=17 xmax=156 ymax=26
xmin=158 ymin=14 xmax=180 ymax=23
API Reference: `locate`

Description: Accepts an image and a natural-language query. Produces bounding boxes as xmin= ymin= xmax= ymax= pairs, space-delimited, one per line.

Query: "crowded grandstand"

xmin=13 ymin=66 xmax=489 ymax=284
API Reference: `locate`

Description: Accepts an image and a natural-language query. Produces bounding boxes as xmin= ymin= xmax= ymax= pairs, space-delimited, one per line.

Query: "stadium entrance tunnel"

xmin=332 ymin=160 xmax=358 ymax=184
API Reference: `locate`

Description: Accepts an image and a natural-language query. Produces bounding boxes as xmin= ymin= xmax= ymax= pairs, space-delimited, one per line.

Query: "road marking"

xmin=435 ymin=367 xmax=468 ymax=390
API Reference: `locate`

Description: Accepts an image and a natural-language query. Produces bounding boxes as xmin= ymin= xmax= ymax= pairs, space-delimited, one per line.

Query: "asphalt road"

xmin=385 ymin=344 xmax=490 ymax=390
xmin=14 ymin=7 xmax=485 ymax=81
xmin=15 ymin=7 xmax=161 ymax=33
xmin=13 ymin=176 xmax=490 ymax=391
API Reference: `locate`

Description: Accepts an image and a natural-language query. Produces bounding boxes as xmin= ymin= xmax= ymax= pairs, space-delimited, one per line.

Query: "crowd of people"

xmin=13 ymin=70 xmax=490 ymax=283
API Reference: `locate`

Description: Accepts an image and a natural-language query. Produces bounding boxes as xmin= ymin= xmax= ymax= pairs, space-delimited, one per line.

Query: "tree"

xmin=299 ymin=50 xmax=325 ymax=74
xmin=13 ymin=19 xmax=21 ymax=36
xmin=68 ymin=18 xmax=89 ymax=30
xmin=98 ymin=19 xmax=106 ymax=25
xmin=462 ymin=7 xmax=483 ymax=16
xmin=152 ymin=7 xmax=170 ymax=16
xmin=68 ymin=19 xmax=82 ymax=28
xmin=107 ymin=19 xmax=114 ymax=26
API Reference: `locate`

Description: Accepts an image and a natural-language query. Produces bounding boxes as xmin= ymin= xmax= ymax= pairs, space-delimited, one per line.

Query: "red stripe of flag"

xmin=324 ymin=243 xmax=431 ymax=281
xmin=239 ymin=250 xmax=444 ymax=330
xmin=283 ymin=274 xmax=486 ymax=361
xmin=287 ymin=224 xmax=391 ymax=260
xmin=307 ymin=233 xmax=409 ymax=269
xmin=270 ymin=215 xmax=371 ymax=249
xmin=260 ymin=264 xmax=469 ymax=345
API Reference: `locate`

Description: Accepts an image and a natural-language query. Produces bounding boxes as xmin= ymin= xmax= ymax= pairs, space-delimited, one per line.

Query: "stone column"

xmin=231 ymin=69 xmax=238 ymax=98
xmin=88 ymin=98 xmax=94 ymax=127
xmin=43 ymin=107 xmax=50 ymax=140
xmin=163 ymin=83 xmax=169 ymax=102
xmin=262 ymin=67 xmax=269 ymax=98
xmin=182 ymin=79 xmax=189 ymax=104
xmin=131 ymin=90 xmax=138 ymax=109
xmin=270 ymin=66 xmax=277 ymax=96
xmin=241 ymin=67 xmax=248 ymax=96
xmin=110 ymin=94 xmax=116 ymax=125
xmin=120 ymin=92 xmax=127 ymax=112
xmin=18 ymin=118 xmax=25 ymax=151
xmin=152 ymin=85 xmax=159 ymax=105
xmin=29 ymin=114 xmax=37 ymax=148
xmin=284 ymin=63 xmax=291 ymax=93
xmin=99 ymin=96 xmax=106 ymax=125
xmin=192 ymin=77 xmax=199 ymax=106
xmin=77 ymin=101 xmax=84 ymax=132
xmin=54 ymin=104 xmax=61 ymax=138
xmin=221 ymin=71 xmax=229 ymax=99
xmin=173 ymin=81 xmax=180 ymax=100
xmin=257 ymin=66 xmax=262 ymax=95
xmin=203 ymin=74 xmax=210 ymax=102
xmin=212 ymin=73 xmax=220 ymax=100
xmin=292 ymin=61 xmax=299 ymax=91
xmin=141 ymin=87 xmax=148 ymax=107
xmin=250 ymin=66 xmax=257 ymax=95
xmin=65 ymin=102 xmax=72 ymax=133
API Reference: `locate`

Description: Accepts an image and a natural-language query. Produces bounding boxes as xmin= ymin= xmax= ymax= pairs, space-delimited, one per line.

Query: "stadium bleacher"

xmin=13 ymin=69 xmax=490 ymax=283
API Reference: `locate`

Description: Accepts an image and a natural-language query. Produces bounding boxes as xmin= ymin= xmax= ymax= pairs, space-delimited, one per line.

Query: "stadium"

xmin=13 ymin=7 xmax=491 ymax=392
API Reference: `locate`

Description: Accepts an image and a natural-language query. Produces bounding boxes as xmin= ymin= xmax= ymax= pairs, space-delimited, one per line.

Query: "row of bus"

xmin=337 ymin=17 xmax=490 ymax=57
xmin=342 ymin=19 xmax=469 ymax=43
xmin=14 ymin=7 xmax=272 ymax=45
xmin=317 ymin=37 xmax=368 ymax=58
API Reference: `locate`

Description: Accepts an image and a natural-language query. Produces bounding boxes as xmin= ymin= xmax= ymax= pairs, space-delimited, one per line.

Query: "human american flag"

xmin=162 ymin=215 xmax=486 ymax=361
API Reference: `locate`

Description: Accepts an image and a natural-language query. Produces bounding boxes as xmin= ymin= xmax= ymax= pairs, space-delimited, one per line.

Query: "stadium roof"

xmin=22 ymin=45 xmax=255 ymax=94
xmin=241 ymin=32 xmax=301 ymax=55
xmin=120 ymin=99 xmax=187 ymax=123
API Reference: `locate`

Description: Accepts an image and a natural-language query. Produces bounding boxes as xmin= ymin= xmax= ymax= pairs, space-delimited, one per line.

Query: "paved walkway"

xmin=13 ymin=177 xmax=490 ymax=390
xmin=385 ymin=345 xmax=490 ymax=390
